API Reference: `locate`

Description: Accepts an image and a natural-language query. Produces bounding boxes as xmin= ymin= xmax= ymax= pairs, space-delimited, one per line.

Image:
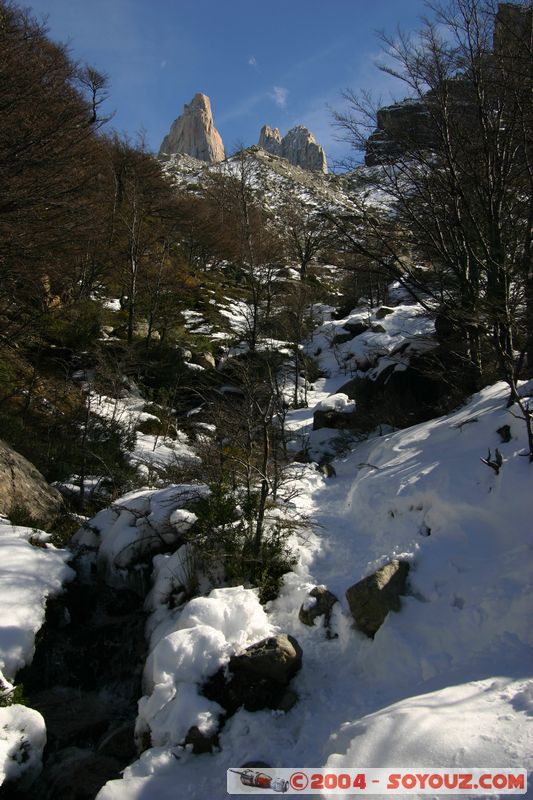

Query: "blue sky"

xmin=27 ymin=0 xmax=431 ymax=166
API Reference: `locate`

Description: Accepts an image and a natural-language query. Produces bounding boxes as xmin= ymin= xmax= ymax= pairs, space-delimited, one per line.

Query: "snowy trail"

xmin=97 ymin=379 xmax=533 ymax=799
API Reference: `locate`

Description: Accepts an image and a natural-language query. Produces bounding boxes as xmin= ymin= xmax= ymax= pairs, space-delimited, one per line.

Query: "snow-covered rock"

xmin=136 ymin=586 xmax=273 ymax=751
xmin=72 ymin=484 xmax=208 ymax=595
xmin=0 ymin=520 xmax=74 ymax=682
xmin=0 ymin=705 xmax=46 ymax=789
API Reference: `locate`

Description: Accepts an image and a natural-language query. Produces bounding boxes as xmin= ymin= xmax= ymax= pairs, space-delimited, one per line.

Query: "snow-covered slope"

xmin=96 ymin=380 xmax=533 ymax=799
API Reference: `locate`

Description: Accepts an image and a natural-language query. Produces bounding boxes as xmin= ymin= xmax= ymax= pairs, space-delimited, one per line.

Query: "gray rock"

xmin=159 ymin=93 xmax=225 ymax=162
xmin=259 ymin=124 xmax=327 ymax=173
xmin=230 ymin=634 xmax=302 ymax=684
xmin=299 ymin=586 xmax=338 ymax=628
xmin=346 ymin=560 xmax=410 ymax=638
xmin=0 ymin=439 xmax=63 ymax=526
xmin=202 ymin=634 xmax=303 ymax=715
xmin=375 ymin=306 xmax=395 ymax=319
xmin=343 ymin=321 xmax=369 ymax=337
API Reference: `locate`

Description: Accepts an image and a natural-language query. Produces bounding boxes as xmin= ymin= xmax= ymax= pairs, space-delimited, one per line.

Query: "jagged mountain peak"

xmin=159 ymin=92 xmax=225 ymax=163
xmin=258 ymin=123 xmax=328 ymax=174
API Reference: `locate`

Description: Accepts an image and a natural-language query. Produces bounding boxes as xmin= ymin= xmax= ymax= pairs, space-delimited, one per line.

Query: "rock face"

xmin=259 ymin=124 xmax=282 ymax=154
xmin=159 ymin=93 xmax=225 ymax=162
xmin=494 ymin=3 xmax=532 ymax=54
xmin=259 ymin=124 xmax=327 ymax=173
xmin=365 ymin=99 xmax=435 ymax=166
xmin=346 ymin=560 xmax=410 ymax=638
xmin=0 ymin=439 xmax=63 ymax=526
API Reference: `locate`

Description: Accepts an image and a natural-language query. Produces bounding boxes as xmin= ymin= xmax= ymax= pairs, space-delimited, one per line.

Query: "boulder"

xmin=375 ymin=306 xmax=395 ymax=320
xmin=346 ymin=560 xmax=410 ymax=638
xmin=259 ymin=123 xmax=327 ymax=173
xmin=343 ymin=321 xmax=369 ymax=337
xmin=313 ymin=393 xmax=357 ymax=433
xmin=202 ymin=634 xmax=302 ymax=715
xmin=230 ymin=634 xmax=302 ymax=684
xmin=313 ymin=408 xmax=358 ymax=432
xmin=159 ymin=93 xmax=225 ymax=162
xmin=299 ymin=586 xmax=338 ymax=632
xmin=0 ymin=439 xmax=63 ymax=526
xmin=332 ymin=330 xmax=356 ymax=345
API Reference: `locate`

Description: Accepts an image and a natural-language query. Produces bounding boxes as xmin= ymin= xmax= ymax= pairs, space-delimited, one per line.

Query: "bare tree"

xmin=333 ymin=0 xmax=533 ymax=398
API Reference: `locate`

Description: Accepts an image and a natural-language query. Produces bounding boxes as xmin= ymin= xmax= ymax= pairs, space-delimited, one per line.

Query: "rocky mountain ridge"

xmin=159 ymin=92 xmax=328 ymax=173
xmin=161 ymin=144 xmax=343 ymax=208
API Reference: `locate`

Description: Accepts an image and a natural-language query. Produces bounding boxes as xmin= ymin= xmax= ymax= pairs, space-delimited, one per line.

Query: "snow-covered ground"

xmin=0 ymin=519 xmax=74 ymax=787
xmin=90 ymin=389 xmax=200 ymax=477
xmin=95 ymin=377 xmax=533 ymax=799
xmin=2 ymin=289 xmax=531 ymax=798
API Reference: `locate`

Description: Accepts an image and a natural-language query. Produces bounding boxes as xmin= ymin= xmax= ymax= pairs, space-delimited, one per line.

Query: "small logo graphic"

xmin=229 ymin=769 xmax=289 ymax=793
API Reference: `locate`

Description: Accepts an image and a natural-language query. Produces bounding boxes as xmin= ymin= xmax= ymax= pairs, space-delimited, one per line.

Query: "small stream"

xmin=9 ymin=574 xmax=148 ymax=800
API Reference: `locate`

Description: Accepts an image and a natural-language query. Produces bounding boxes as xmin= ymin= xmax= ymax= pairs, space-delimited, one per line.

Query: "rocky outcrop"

xmin=366 ymin=4 xmax=532 ymax=167
xmin=346 ymin=560 xmax=410 ymax=638
xmin=365 ymin=99 xmax=435 ymax=166
xmin=159 ymin=93 xmax=225 ymax=162
xmin=494 ymin=3 xmax=532 ymax=54
xmin=0 ymin=439 xmax=63 ymax=526
xmin=259 ymin=124 xmax=327 ymax=173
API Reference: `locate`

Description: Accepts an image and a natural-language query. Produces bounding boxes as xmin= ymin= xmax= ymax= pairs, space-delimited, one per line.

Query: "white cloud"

xmin=160 ymin=60 xmax=168 ymax=69
xmin=248 ymin=56 xmax=257 ymax=67
xmin=270 ymin=86 xmax=288 ymax=109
